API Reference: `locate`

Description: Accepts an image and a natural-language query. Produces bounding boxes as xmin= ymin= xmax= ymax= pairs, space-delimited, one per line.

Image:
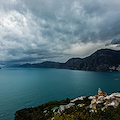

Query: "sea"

xmin=0 ymin=68 xmax=120 ymax=120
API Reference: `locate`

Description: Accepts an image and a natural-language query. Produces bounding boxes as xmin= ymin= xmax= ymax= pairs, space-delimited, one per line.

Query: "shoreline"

xmin=15 ymin=89 xmax=120 ymax=120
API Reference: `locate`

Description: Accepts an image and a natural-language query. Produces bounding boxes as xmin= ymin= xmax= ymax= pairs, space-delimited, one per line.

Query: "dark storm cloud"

xmin=0 ymin=0 xmax=120 ymax=65
xmin=106 ymin=38 xmax=120 ymax=47
xmin=5 ymin=54 xmax=61 ymax=65
xmin=111 ymin=38 xmax=120 ymax=45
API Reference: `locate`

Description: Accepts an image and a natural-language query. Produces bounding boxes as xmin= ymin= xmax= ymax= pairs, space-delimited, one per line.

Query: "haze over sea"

xmin=0 ymin=68 xmax=120 ymax=120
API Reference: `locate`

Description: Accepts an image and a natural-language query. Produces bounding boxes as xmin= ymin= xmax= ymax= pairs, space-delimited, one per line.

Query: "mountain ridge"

xmin=17 ymin=49 xmax=120 ymax=72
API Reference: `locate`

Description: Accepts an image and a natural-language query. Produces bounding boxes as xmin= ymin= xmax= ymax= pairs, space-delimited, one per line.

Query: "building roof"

xmin=51 ymin=107 xmax=59 ymax=111
xmin=108 ymin=101 xmax=115 ymax=106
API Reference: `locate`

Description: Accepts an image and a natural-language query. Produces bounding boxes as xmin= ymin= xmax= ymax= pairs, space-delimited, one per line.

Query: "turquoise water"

xmin=0 ymin=68 xmax=120 ymax=120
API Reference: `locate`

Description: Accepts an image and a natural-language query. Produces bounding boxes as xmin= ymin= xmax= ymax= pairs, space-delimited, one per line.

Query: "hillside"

xmin=15 ymin=89 xmax=120 ymax=120
xmin=18 ymin=49 xmax=120 ymax=72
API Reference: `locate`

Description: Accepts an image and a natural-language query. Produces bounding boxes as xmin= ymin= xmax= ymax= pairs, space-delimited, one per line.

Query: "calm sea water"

xmin=0 ymin=68 xmax=120 ymax=120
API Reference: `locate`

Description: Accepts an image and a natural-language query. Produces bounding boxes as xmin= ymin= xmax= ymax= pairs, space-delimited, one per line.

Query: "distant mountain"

xmin=18 ymin=49 xmax=120 ymax=72
xmin=19 ymin=61 xmax=60 ymax=68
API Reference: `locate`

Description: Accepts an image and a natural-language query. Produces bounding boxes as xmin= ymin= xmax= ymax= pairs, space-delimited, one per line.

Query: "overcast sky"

xmin=0 ymin=0 xmax=120 ymax=66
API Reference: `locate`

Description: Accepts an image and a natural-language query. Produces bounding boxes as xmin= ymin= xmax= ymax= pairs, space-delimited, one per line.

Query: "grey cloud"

xmin=0 ymin=0 xmax=120 ymax=65
xmin=116 ymin=45 xmax=120 ymax=47
xmin=106 ymin=38 xmax=120 ymax=46
xmin=20 ymin=0 xmax=120 ymax=44
xmin=111 ymin=38 xmax=120 ymax=45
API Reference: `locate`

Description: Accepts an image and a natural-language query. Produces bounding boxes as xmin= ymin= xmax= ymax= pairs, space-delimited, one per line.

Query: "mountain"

xmin=18 ymin=49 xmax=120 ymax=72
xmin=19 ymin=61 xmax=60 ymax=68
xmin=65 ymin=49 xmax=120 ymax=71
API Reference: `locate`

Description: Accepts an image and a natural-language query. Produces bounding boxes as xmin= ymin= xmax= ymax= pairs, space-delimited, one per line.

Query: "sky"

xmin=0 ymin=0 xmax=120 ymax=66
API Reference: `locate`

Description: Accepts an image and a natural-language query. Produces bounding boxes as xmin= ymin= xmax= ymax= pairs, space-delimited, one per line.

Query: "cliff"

xmin=15 ymin=90 xmax=120 ymax=120
xmin=18 ymin=49 xmax=120 ymax=72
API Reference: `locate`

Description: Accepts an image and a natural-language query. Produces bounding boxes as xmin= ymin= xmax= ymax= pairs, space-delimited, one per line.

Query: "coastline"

xmin=15 ymin=89 xmax=120 ymax=120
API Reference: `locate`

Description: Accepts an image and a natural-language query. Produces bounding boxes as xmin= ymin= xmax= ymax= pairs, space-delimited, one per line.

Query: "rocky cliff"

xmin=19 ymin=49 xmax=120 ymax=72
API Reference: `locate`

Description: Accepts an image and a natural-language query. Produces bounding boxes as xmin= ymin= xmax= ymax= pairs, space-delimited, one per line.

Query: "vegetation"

xmin=15 ymin=98 xmax=70 ymax=120
xmin=15 ymin=96 xmax=120 ymax=120
xmin=54 ymin=105 xmax=120 ymax=120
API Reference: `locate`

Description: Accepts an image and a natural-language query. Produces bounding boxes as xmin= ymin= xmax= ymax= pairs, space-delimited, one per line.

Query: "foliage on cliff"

xmin=15 ymin=98 xmax=70 ymax=120
xmin=15 ymin=96 xmax=120 ymax=120
xmin=54 ymin=105 xmax=120 ymax=120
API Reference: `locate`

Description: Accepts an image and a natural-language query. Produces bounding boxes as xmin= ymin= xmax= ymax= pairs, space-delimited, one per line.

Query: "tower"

xmin=98 ymin=88 xmax=102 ymax=95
